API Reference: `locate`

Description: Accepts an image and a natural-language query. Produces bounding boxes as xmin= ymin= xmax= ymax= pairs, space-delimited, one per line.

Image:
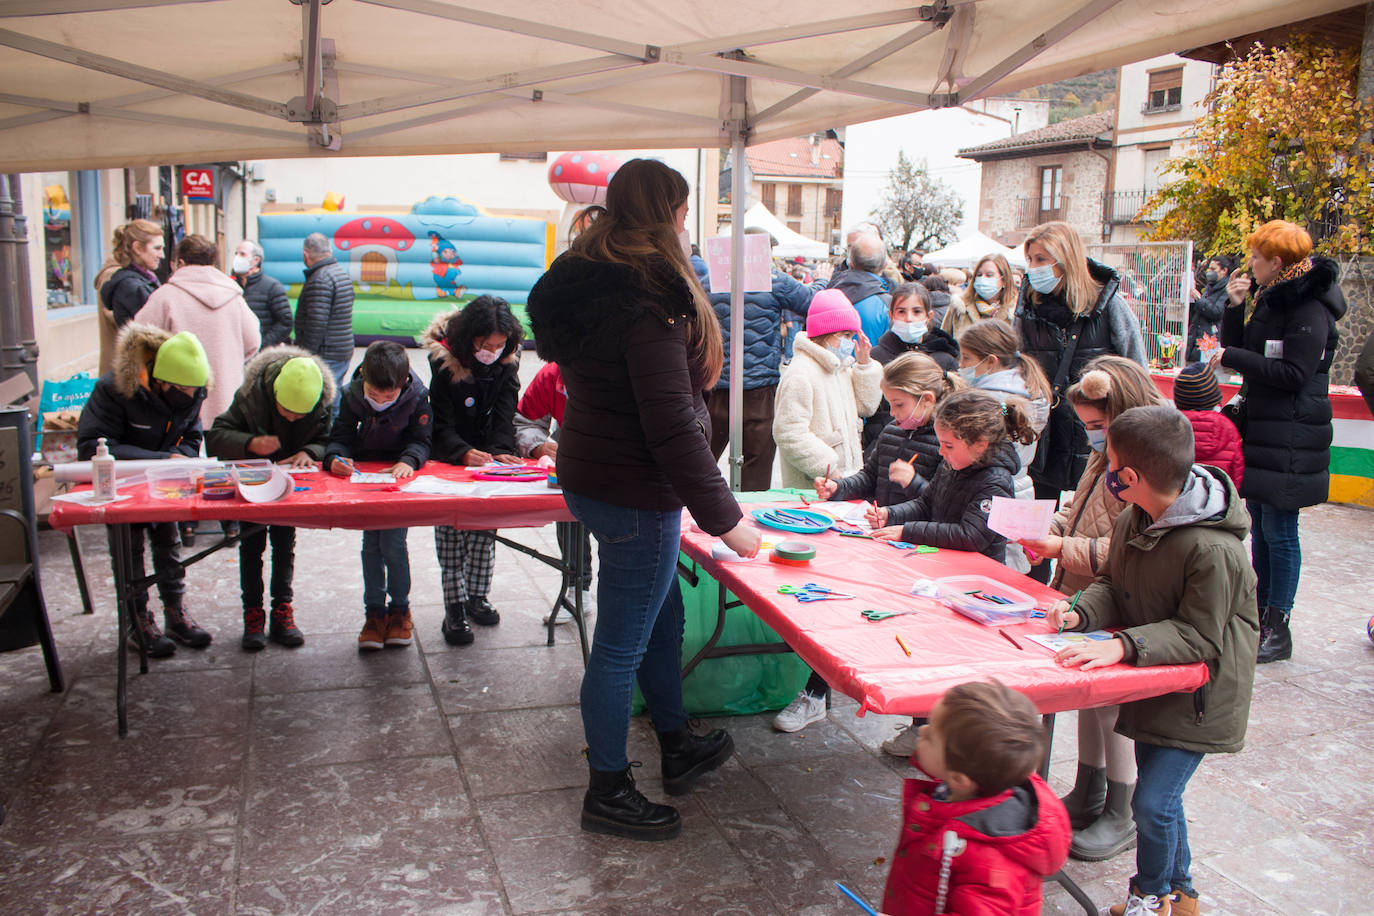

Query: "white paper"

xmin=50 ymin=491 xmax=133 ymax=506
xmin=239 ymin=466 xmax=291 ymax=503
xmin=711 ymin=542 xmax=754 ymax=563
xmin=282 ymin=465 xmax=320 ymax=474
xmin=704 ymin=233 xmax=772 ymax=293
xmin=350 ymin=471 xmax=396 ymax=484
xmin=401 ymin=477 xmax=480 ymax=496
xmin=986 ymin=497 xmax=1057 ymax=541
xmin=1022 ymin=630 xmax=1116 ymax=652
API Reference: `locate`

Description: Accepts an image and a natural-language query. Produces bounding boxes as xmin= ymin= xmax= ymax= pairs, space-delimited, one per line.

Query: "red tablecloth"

xmin=48 ymin=461 xmax=574 ymax=532
xmin=1150 ymin=370 xmax=1372 ymax=422
xmin=679 ymin=502 xmax=1208 ymax=718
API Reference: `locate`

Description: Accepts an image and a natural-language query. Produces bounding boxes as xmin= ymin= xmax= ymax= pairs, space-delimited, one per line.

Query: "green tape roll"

xmin=773 ymin=540 xmax=817 ymax=562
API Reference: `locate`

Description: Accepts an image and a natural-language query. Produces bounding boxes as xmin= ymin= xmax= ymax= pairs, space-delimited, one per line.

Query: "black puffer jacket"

xmin=833 ymin=421 xmax=940 ymax=507
xmin=1186 ymin=275 xmax=1229 ymax=362
xmin=76 ymin=322 xmax=205 ymax=460
xmin=239 ymin=270 xmax=293 ymax=349
xmin=325 ymin=367 xmax=432 ymax=470
xmin=1220 ymin=256 xmax=1346 ymax=510
xmin=885 ymin=438 xmax=1019 ymax=560
xmin=527 ymin=254 xmax=741 ymax=536
xmin=864 ymin=328 xmax=960 ymax=452
xmin=205 ymin=345 xmax=335 ymax=462
xmin=294 ymin=256 xmax=354 ymax=362
xmin=100 ymin=266 xmax=159 ymax=328
xmin=420 ymin=309 xmax=520 ymax=462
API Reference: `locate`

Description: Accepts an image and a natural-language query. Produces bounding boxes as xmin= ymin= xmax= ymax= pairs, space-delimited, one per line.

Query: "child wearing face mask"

xmin=1016 ymin=356 xmax=1167 ymax=865
xmin=325 ymin=340 xmax=433 ymax=651
xmin=864 ymin=283 xmax=961 ymax=453
xmin=772 ymin=289 xmax=884 ymax=491
xmin=421 ymin=295 xmax=524 ymax=647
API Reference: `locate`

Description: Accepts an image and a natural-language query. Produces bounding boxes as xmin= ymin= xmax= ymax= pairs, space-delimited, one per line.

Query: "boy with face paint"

xmin=1047 ymin=405 xmax=1258 ymax=916
xmin=77 ymin=325 xmax=214 ymax=657
xmin=325 ymin=340 xmax=433 ymax=651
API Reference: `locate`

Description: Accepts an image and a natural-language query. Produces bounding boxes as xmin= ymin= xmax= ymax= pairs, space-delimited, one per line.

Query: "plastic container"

xmin=230 ymin=460 xmax=274 ymax=487
xmin=936 ymin=575 xmax=1036 ymax=626
xmin=146 ymin=462 xmax=203 ymax=500
xmin=200 ymin=467 xmax=237 ymax=500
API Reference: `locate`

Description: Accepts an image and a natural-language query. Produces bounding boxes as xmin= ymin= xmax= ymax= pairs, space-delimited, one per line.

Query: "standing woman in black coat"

xmin=1213 ymin=220 xmax=1346 ymax=663
xmin=527 ymin=159 xmax=760 ymax=841
xmin=1185 ymin=254 xmax=1234 ymax=362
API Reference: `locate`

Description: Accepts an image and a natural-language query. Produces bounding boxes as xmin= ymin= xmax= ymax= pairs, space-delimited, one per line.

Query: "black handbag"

xmin=1028 ymin=319 xmax=1089 ymax=492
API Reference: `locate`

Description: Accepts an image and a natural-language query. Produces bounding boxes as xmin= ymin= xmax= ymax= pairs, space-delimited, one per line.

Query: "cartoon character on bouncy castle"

xmin=429 ymin=230 xmax=466 ymax=298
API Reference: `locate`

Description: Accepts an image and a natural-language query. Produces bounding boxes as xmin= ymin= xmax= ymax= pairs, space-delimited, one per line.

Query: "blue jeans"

xmin=1247 ymin=500 xmax=1301 ymax=613
xmin=325 ymin=356 xmax=351 ymax=423
xmin=1132 ymin=743 xmax=1205 ymax=897
xmin=564 ymin=491 xmax=689 ymax=772
xmin=361 ymin=528 xmax=410 ymax=611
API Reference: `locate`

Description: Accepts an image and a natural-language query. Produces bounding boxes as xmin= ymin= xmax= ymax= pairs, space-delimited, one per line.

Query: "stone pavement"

xmin=1 ymin=357 xmax=1372 ymax=914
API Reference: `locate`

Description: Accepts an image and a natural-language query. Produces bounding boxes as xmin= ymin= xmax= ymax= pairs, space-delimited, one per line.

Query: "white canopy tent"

xmin=0 ymin=0 xmax=1355 ymax=492
xmin=923 ymin=231 xmax=1026 ymax=270
xmin=717 ymin=202 xmax=829 ymax=260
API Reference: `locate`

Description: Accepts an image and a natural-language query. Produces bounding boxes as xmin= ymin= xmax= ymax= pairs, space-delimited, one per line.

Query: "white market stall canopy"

xmin=0 ymin=0 xmax=1360 ymax=172
xmin=924 ymin=230 xmax=1026 ymax=269
xmin=717 ymin=202 xmax=829 ymax=259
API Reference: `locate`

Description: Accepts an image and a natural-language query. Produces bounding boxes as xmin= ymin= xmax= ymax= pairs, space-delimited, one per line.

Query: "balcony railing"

xmin=1108 ymin=190 xmax=1174 ymax=224
xmin=1015 ymin=196 xmax=1071 ymax=229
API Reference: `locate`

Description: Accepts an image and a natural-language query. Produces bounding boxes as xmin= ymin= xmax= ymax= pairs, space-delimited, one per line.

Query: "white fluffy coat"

xmin=773 ymin=332 xmax=883 ymax=490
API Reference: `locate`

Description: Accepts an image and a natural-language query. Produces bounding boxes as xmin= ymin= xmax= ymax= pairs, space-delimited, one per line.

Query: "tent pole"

xmin=727 ymin=73 xmax=748 ymax=492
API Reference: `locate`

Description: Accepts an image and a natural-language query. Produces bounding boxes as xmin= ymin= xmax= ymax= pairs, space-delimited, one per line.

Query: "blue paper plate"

xmin=750 ymin=507 xmax=833 ymax=534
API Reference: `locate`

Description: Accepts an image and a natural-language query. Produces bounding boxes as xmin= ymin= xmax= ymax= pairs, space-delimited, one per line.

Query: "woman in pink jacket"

xmin=137 ymin=234 xmax=261 ymax=429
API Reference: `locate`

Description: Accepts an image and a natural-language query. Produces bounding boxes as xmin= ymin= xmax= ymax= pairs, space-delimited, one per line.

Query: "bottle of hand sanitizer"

xmin=91 ymin=437 xmax=116 ymax=503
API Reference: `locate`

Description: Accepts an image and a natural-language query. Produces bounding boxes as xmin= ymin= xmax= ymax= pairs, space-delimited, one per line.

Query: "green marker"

xmin=1060 ymin=589 xmax=1083 ymax=635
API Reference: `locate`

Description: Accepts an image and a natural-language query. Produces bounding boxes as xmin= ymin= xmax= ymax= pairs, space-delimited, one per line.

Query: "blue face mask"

xmin=972 ymin=276 xmax=1002 ymax=300
xmin=958 ymin=357 xmax=988 ymax=386
xmin=890 ymin=320 xmax=926 ymax=344
xmin=1104 ymin=467 xmax=1131 ymax=500
xmin=1027 ymin=264 xmax=1061 ymax=295
xmin=1086 ymin=428 xmax=1108 ymax=453
xmin=829 ymin=336 xmax=856 ymax=361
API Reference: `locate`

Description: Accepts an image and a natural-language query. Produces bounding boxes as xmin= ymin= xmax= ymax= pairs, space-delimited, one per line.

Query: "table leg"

xmin=569 ymin=523 xmax=589 ymax=663
xmin=497 ymin=525 xmax=590 ymax=666
xmin=69 ymin=526 xmax=94 ymax=615
xmin=109 ymin=522 xmax=139 ymax=738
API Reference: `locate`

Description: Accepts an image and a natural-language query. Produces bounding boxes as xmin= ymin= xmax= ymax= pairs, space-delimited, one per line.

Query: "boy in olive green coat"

xmin=1049 ymin=405 xmax=1258 ymax=916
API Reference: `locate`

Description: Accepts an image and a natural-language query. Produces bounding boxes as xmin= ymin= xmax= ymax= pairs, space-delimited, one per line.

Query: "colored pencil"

xmin=895 ymin=634 xmax=912 ymax=657
xmin=834 ymin=882 xmax=881 ymax=916
xmin=999 ymin=629 xmax=1024 ymax=651
xmin=1060 ymin=589 xmax=1083 ymax=635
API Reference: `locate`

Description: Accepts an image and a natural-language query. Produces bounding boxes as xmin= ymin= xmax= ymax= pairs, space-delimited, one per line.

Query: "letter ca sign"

xmin=181 ymin=168 xmax=215 ymax=202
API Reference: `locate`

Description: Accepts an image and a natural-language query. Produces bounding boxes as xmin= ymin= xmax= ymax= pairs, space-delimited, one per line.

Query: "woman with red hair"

xmin=1213 ymin=220 xmax=1347 ymax=663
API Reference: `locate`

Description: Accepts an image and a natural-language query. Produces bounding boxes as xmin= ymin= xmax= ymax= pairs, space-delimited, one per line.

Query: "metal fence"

xmin=1087 ymin=240 xmax=1195 ymax=367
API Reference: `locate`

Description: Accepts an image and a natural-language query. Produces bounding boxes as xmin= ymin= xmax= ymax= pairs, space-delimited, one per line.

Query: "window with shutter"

xmin=1145 ymin=68 xmax=1184 ymax=113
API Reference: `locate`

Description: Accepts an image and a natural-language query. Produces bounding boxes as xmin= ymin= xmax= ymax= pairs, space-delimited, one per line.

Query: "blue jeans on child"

xmin=361 ymin=528 xmax=410 ymax=611
xmin=325 ymin=356 xmax=351 ymax=422
xmin=564 ymin=491 xmax=690 ymax=772
xmin=1247 ymin=499 xmax=1301 ymax=612
xmin=1131 ymin=742 xmax=1205 ymax=898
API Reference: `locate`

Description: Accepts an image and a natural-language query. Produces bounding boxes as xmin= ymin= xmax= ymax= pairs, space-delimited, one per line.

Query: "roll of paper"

xmin=53 ymin=457 xmax=222 ymax=484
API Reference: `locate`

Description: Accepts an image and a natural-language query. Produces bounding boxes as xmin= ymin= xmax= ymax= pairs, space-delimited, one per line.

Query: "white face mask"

xmin=891 ymin=320 xmax=927 ymax=345
xmin=364 ymin=393 xmax=396 ymax=412
xmin=473 ymin=347 xmax=501 ymax=365
xmin=1027 ymin=264 xmax=1060 ymax=295
xmin=231 ymin=254 xmax=253 ymax=275
xmin=972 ymin=276 xmax=1001 ymax=300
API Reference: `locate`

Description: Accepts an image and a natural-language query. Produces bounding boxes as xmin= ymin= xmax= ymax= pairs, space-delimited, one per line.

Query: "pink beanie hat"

xmin=805 ymin=289 xmax=860 ymax=338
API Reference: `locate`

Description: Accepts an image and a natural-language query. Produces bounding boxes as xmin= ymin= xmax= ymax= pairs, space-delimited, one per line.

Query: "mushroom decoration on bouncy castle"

xmin=548 ymin=151 xmax=622 ymax=252
xmin=333 ymin=216 xmax=416 ymax=291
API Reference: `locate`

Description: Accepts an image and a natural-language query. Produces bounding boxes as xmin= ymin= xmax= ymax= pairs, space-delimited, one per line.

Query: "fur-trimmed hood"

xmin=110 ymin=321 xmax=214 ymax=400
xmin=242 ymin=343 xmax=336 ymax=406
xmin=419 ymin=308 xmax=520 ymax=383
xmin=1257 ymin=255 xmax=1347 ymax=322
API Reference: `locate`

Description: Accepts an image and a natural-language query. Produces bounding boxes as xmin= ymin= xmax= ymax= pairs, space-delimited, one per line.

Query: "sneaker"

xmin=357 ymin=615 xmax=386 ymax=651
xmin=468 ymin=598 xmax=500 ymax=626
xmin=880 ymin=718 xmax=925 ymax=757
xmin=164 ymin=606 xmax=212 ymax=648
xmin=269 ymin=602 xmax=305 ymax=648
xmin=384 ymin=610 xmax=414 ymax=647
xmin=772 ymin=691 xmax=827 ymax=733
xmin=1105 ymin=889 xmax=1172 ymax=916
xmin=126 ymin=606 xmax=176 ymax=658
xmin=241 ymin=606 xmax=268 ymax=651
xmin=544 ymin=599 xmax=594 ymax=626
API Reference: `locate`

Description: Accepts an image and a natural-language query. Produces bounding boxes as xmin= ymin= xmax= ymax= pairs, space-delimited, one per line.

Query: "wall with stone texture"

xmin=975 ymin=148 xmax=1108 ymax=246
xmin=1332 ymin=258 xmax=1374 ymax=387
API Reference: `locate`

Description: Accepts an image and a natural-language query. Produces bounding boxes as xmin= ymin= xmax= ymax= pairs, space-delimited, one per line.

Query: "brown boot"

xmin=1169 ymin=889 xmax=1199 ymax=916
xmin=1108 ymin=885 xmax=1171 ymax=916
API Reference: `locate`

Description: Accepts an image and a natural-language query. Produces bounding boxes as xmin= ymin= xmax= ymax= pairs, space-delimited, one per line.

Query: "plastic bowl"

xmin=936 ymin=575 xmax=1036 ymax=626
xmin=146 ymin=463 xmax=202 ymax=500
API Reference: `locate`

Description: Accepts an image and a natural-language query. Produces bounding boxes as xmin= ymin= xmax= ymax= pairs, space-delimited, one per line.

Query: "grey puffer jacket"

xmin=294 ymin=256 xmax=355 ymax=362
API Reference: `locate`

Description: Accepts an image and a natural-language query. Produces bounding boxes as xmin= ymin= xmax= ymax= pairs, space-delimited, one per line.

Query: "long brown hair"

xmin=567 ymin=159 xmax=722 ymax=387
xmin=936 ymin=388 xmax=1039 ymax=448
xmin=110 ymin=219 xmax=161 ymax=268
xmin=1023 ymin=221 xmax=1102 ymax=316
xmin=1066 ymin=354 xmax=1167 ymax=474
xmin=957 ymin=318 xmax=1053 ymax=403
xmin=961 ymin=253 xmax=1017 ymax=312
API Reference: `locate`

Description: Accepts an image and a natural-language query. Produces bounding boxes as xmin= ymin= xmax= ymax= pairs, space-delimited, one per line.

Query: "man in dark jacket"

xmin=701 ymin=229 xmax=827 ymax=491
xmin=232 ymin=240 xmax=292 ymax=349
xmin=295 ymin=232 xmax=355 ymax=417
xmin=76 ymin=324 xmax=213 ymax=658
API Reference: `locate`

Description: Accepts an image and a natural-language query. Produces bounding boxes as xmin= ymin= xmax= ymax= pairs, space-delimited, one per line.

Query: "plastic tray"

xmin=146 ymin=463 xmax=202 ymax=500
xmin=750 ymin=507 xmax=833 ymax=534
xmin=936 ymin=575 xmax=1037 ymax=627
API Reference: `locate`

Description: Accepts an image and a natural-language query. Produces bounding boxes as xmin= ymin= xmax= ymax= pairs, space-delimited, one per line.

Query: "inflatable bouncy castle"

xmin=257 ymin=196 xmax=553 ymax=344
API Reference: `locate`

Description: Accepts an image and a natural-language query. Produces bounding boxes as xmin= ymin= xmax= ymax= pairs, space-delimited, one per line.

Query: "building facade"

xmin=739 ymin=135 xmax=843 ymax=247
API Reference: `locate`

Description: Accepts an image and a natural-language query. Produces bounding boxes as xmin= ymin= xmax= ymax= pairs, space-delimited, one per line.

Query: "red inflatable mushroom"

xmin=548 ymin=152 xmax=622 ymax=205
xmin=332 ymin=216 xmax=415 ymax=253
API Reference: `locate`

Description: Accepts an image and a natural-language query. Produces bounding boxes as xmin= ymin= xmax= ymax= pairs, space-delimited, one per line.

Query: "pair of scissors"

xmin=778 ymin=583 xmax=855 ymax=601
xmin=860 ymin=609 xmax=920 ymax=621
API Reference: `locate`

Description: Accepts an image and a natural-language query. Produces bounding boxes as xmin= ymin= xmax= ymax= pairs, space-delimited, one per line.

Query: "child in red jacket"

xmin=882 ymin=681 xmax=1071 ymax=916
xmin=1173 ymin=363 xmax=1244 ymax=488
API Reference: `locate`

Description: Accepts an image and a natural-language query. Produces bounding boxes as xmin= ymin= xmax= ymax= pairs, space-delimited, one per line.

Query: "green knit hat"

xmin=152 ymin=332 xmax=210 ymax=387
xmin=274 ymin=356 xmax=324 ymax=413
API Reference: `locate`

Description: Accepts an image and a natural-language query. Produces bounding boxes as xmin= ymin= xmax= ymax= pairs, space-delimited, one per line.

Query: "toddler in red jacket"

xmin=1173 ymin=363 xmax=1244 ymax=488
xmin=882 ymin=681 xmax=1071 ymax=916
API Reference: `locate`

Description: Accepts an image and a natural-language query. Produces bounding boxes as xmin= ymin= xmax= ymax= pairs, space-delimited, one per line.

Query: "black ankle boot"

xmin=1257 ymin=607 xmax=1292 ymax=663
xmin=657 ymin=722 xmax=734 ymax=796
xmin=581 ymin=764 xmax=681 ymax=841
xmin=441 ymin=601 xmax=474 ymax=646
